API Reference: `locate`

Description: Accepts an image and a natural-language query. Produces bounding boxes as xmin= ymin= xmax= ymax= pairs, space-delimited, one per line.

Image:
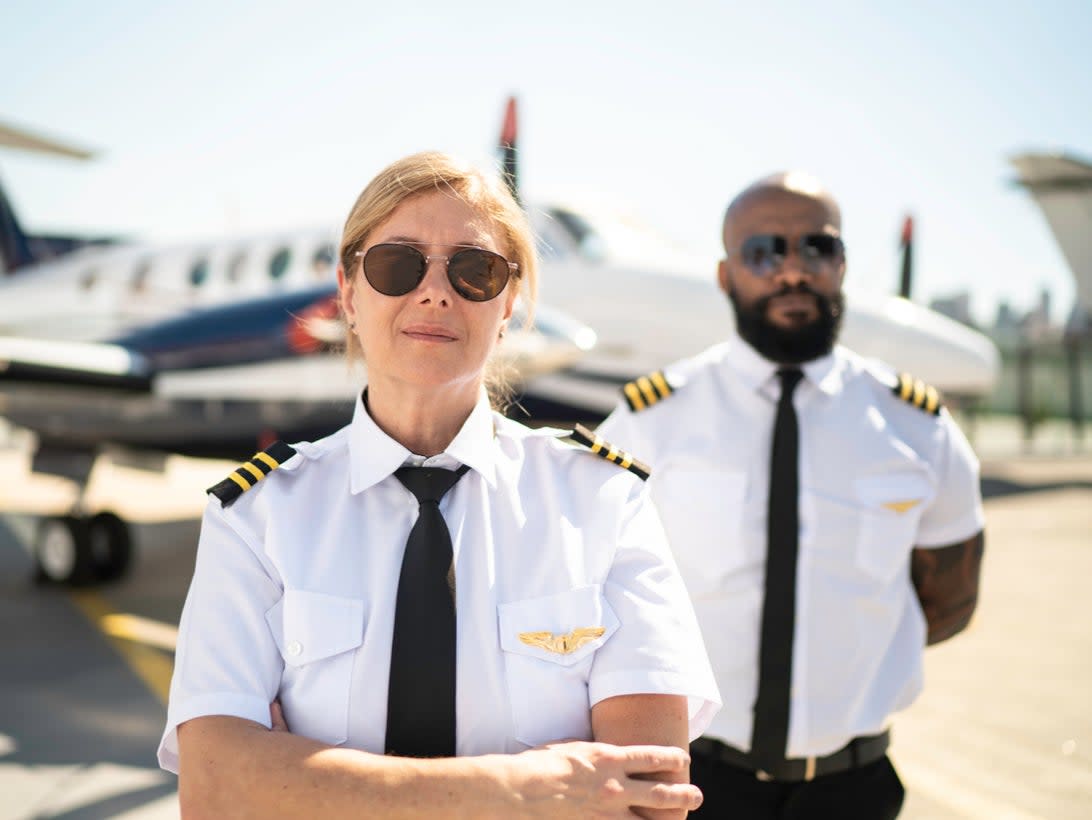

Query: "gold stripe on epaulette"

xmin=570 ymin=424 xmax=651 ymax=481
xmin=254 ymin=451 xmax=279 ymax=470
xmin=621 ymin=370 xmax=673 ymax=412
xmin=924 ymin=385 xmax=940 ymax=414
xmin=227 ymin=472 xmax=251 ymax=492
xmin=893 ymin=373 xmax=942 ymax=416
xmin=208 ymin=441 xmax=298 ymax=507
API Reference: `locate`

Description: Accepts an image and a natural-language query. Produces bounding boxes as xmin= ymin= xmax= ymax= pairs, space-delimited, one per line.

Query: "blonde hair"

xmin=339 ymin=151 xmax=538 ymax=409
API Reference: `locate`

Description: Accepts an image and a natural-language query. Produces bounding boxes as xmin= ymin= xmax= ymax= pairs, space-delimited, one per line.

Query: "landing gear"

xmin=88 ymin=512 xmax=133 ymax=582
xmin=33 ymin=512 xmax=134 ymax=586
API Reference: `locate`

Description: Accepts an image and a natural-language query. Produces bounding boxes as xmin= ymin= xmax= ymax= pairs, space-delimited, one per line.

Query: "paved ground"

xmin=0 ymin=419 xmax=1088 ymax=819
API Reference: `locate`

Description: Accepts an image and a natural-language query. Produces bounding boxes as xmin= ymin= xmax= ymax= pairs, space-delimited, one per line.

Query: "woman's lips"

xmin=402 ymin=324 xmax=458 ymax=342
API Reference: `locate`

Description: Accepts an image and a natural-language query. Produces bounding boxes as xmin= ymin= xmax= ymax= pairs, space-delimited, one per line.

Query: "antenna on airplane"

xmin=898 ymin=214 xmax=914 ymax=299
xmin=498 ymin=96 xmax=520 ymax=206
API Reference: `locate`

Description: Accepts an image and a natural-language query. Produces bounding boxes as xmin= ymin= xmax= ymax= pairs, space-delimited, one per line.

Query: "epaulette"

xmin=621 ymin=370 xmax=674 ymax=412
xmin=570 ymin=424 xmax=650 ymax=481
xmin=207 ymin=441 xmax=298 ymax=507
xmin=892 ymin=373 xmax=942 ymax=416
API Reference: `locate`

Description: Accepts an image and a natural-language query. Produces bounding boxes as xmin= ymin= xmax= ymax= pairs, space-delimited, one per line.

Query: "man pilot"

xmin=598 ymin=172 xmax=985 ymax=818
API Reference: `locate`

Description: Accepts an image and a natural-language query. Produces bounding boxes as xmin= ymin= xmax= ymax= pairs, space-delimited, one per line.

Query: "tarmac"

xmin=0 ymin=417 xmax=1088 ymax=819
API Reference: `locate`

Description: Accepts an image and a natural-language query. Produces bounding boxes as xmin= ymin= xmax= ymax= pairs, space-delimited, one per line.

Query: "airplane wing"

xmin=0 ymin=336 xmax=152 ymax=391
xmin=0 ymin=285 xmax=596 ymax=457
xmin=1010 ymin=152 xmax=1092 ymax=320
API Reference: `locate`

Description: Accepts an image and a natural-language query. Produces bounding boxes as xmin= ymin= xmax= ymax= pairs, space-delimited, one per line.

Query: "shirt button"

xmin=287 ymin=640 xmax=303 ymax=657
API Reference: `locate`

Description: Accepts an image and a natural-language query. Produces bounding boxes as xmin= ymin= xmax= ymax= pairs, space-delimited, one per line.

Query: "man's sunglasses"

xmin=738 ymin=233 xmax=845 ymax=277
xmin=355 ymin=243 xmax=518 ymax=302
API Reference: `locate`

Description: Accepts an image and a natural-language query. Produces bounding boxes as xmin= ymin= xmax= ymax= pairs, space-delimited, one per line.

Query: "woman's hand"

xmin=269 ymin=701 xmax=289 ymax=733
xmin=504 ymin=740 xmax=701 ymax=819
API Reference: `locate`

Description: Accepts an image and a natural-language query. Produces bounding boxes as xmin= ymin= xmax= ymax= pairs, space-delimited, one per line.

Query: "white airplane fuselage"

xmin=0 ymin=210 xmax=1000 ymax=423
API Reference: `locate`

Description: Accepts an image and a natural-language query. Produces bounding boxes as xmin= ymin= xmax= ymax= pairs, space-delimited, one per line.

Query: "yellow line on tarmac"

xmin=68 ymin=591 xmax=174 ymax=706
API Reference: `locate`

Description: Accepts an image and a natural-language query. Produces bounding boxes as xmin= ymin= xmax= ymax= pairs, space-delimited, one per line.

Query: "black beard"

xmin=729 ymin=283 xmax=844 ymax=365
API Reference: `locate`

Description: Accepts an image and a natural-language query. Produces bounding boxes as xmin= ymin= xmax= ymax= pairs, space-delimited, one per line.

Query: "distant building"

xmin=929 ymin=291 xmax=977 ymax=328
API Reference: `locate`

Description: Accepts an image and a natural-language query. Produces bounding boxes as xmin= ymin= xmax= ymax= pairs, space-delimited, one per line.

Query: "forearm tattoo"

xmin=911 ymin=531 xmax=985 ymax=645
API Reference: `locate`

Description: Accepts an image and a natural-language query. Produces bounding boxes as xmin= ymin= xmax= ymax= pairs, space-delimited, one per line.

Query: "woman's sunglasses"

xmin=355 ymin=243 xmax=518 ymax=302
xmin=738 ymin=233 xmax=845 ymax=277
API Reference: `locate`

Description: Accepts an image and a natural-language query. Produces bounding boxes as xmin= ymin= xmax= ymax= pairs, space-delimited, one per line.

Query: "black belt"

xmin=691 ymin=730 xmax=890 ymax=783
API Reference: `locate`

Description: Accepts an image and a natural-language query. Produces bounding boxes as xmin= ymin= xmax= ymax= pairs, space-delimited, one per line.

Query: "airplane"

xmin=0 ymin=99 xmax=1000 ymax=587
xmin=0 ymin=122 xmax=594 ymax=587
xmin=1009 ymin=151 xmax=1092 ymax=331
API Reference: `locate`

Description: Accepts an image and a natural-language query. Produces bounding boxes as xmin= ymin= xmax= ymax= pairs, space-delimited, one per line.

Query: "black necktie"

xmin=751 ymin=367 xmax=804 ymax=769
xmin=385 ymin=463 xmax=469 ymax=758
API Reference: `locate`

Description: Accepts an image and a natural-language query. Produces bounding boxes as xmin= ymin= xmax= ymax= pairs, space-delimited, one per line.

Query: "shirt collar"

xmin=348 ymin=389 xmax=498 ymax=494
xmin=723 ymin=332 xmax=842 ymax=397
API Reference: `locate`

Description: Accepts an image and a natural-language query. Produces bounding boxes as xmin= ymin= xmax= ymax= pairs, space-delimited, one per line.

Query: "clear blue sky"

xmin=2 ymin=0 xmax=1089 ymax=325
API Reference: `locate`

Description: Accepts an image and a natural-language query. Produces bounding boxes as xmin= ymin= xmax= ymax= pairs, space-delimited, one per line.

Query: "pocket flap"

xmin=854 ymin=472 xmax=933 ymax=515
xmin=498 ymin=585 xmax=619 ymax=667
xmin=266 ymin=589 xmax=365 ymax=668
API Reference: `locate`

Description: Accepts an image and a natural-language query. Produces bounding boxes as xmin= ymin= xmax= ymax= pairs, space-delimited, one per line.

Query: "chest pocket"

xmin=266 ymin=589 xmax=365 ymax=746
xmin=498 ymin=585 xmax=619 ymax=747
xmin=854 ymin=473 xmax=934 ymax=581
xmin=651 ymin=468 xmax=748 ymax=596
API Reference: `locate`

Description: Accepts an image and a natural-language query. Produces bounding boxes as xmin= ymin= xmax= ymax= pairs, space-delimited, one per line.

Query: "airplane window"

xmin=536 ymin=234 xmax=561 ymax=260
xmin=79 ymin=269 xmax=98 ymax=290
xmin=226 ymin=251 xmax=247 ymax=282
xmin=189 ymin=258 xmax=210 ymax=287
xmin=312 ymin=244 xmax=335 ymax=279
xmin=269 ymin=248 xmax=291 ymax=280
xmin=546 ymin=207 xmax=605 ymax=262
xmin=130 ymin=260 xmax=152 ymax=293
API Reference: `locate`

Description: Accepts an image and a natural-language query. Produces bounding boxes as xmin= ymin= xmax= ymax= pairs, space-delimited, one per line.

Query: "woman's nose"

xmin=416 ymin=256 xmax=455 ymax=305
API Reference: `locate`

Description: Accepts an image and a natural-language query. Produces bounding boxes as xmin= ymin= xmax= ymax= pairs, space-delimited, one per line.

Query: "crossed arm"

xmin=910 ymin=530 xmax=985 ymax=645
xmin=177 ymin=693 xmax=696 ymax=820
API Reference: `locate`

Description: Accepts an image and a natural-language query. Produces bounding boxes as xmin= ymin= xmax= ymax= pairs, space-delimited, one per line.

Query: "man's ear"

xmin=717 ymin=258 xmax=732 ymax=296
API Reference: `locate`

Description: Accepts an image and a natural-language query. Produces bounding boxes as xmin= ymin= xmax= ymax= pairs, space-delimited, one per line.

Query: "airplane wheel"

xmin=87 ymin=512 xmax=133 ymax=582
xmin=33 ymin=516 xmax=96 ymax=586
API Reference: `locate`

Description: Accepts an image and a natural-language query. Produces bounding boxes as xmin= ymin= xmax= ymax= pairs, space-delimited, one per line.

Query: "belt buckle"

xmin=755 ymin=756 xmax=816 ymax=783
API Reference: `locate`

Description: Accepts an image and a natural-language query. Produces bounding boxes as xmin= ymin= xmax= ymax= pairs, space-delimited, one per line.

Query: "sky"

xmin=1 ymin=0 xmax=1089 ymax=326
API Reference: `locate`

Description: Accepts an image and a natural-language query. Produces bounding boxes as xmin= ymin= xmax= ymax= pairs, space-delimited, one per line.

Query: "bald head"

xmin=722 ymin=172 xmax=841 ymax=251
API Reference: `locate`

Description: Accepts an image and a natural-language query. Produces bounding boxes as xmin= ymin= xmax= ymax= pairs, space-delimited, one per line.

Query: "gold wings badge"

xmin=518 ymin=626 xmax=606 ymax=655
xmin=882 ymin=499 xmax=922 ymax=514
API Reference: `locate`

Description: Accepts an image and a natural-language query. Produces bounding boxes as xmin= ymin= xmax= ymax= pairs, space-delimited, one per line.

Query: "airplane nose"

xmin=840 ymin=293 xmax=1001 ymax=397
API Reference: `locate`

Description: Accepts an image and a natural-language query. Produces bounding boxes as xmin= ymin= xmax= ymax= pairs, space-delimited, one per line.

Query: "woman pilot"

xmin=158 ymin=151 xmax=719 ymax=819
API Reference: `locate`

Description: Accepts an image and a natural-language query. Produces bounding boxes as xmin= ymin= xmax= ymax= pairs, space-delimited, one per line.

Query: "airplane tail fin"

xmin=498 ymin=96 xmax=520 ymax=206
xmin=898 ymin=214 xmax=914 ymax=299
xmin=1010 ymin=152 xmax=1092 ymax=323
xmin=0 ymin=176 xmax=35 ymax=274
xmin=0 ymin=120 xmax=99 ymax=275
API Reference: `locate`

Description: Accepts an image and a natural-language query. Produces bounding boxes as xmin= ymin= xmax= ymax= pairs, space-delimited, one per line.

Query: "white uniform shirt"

xmin=158 ymin=391 xmax=719 ymax=773
xmin=598 ymin=335 xmax=984 ymax=758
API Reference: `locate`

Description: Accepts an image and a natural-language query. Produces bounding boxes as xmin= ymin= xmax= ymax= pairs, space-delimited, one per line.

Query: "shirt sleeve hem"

xmin=158 ymin=692 xmax=273 ymax=774
xmin=915 ymin=510 xmax=985 ymax=548
xmin=589 ymin=668 xmax=722 ymax=742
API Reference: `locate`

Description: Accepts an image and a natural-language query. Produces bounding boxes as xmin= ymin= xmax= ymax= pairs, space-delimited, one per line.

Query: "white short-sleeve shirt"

xmin=598 ymin=335 xmax=984 ymax=758
xmin=158 ymin=391 xmax=720 ymax=773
